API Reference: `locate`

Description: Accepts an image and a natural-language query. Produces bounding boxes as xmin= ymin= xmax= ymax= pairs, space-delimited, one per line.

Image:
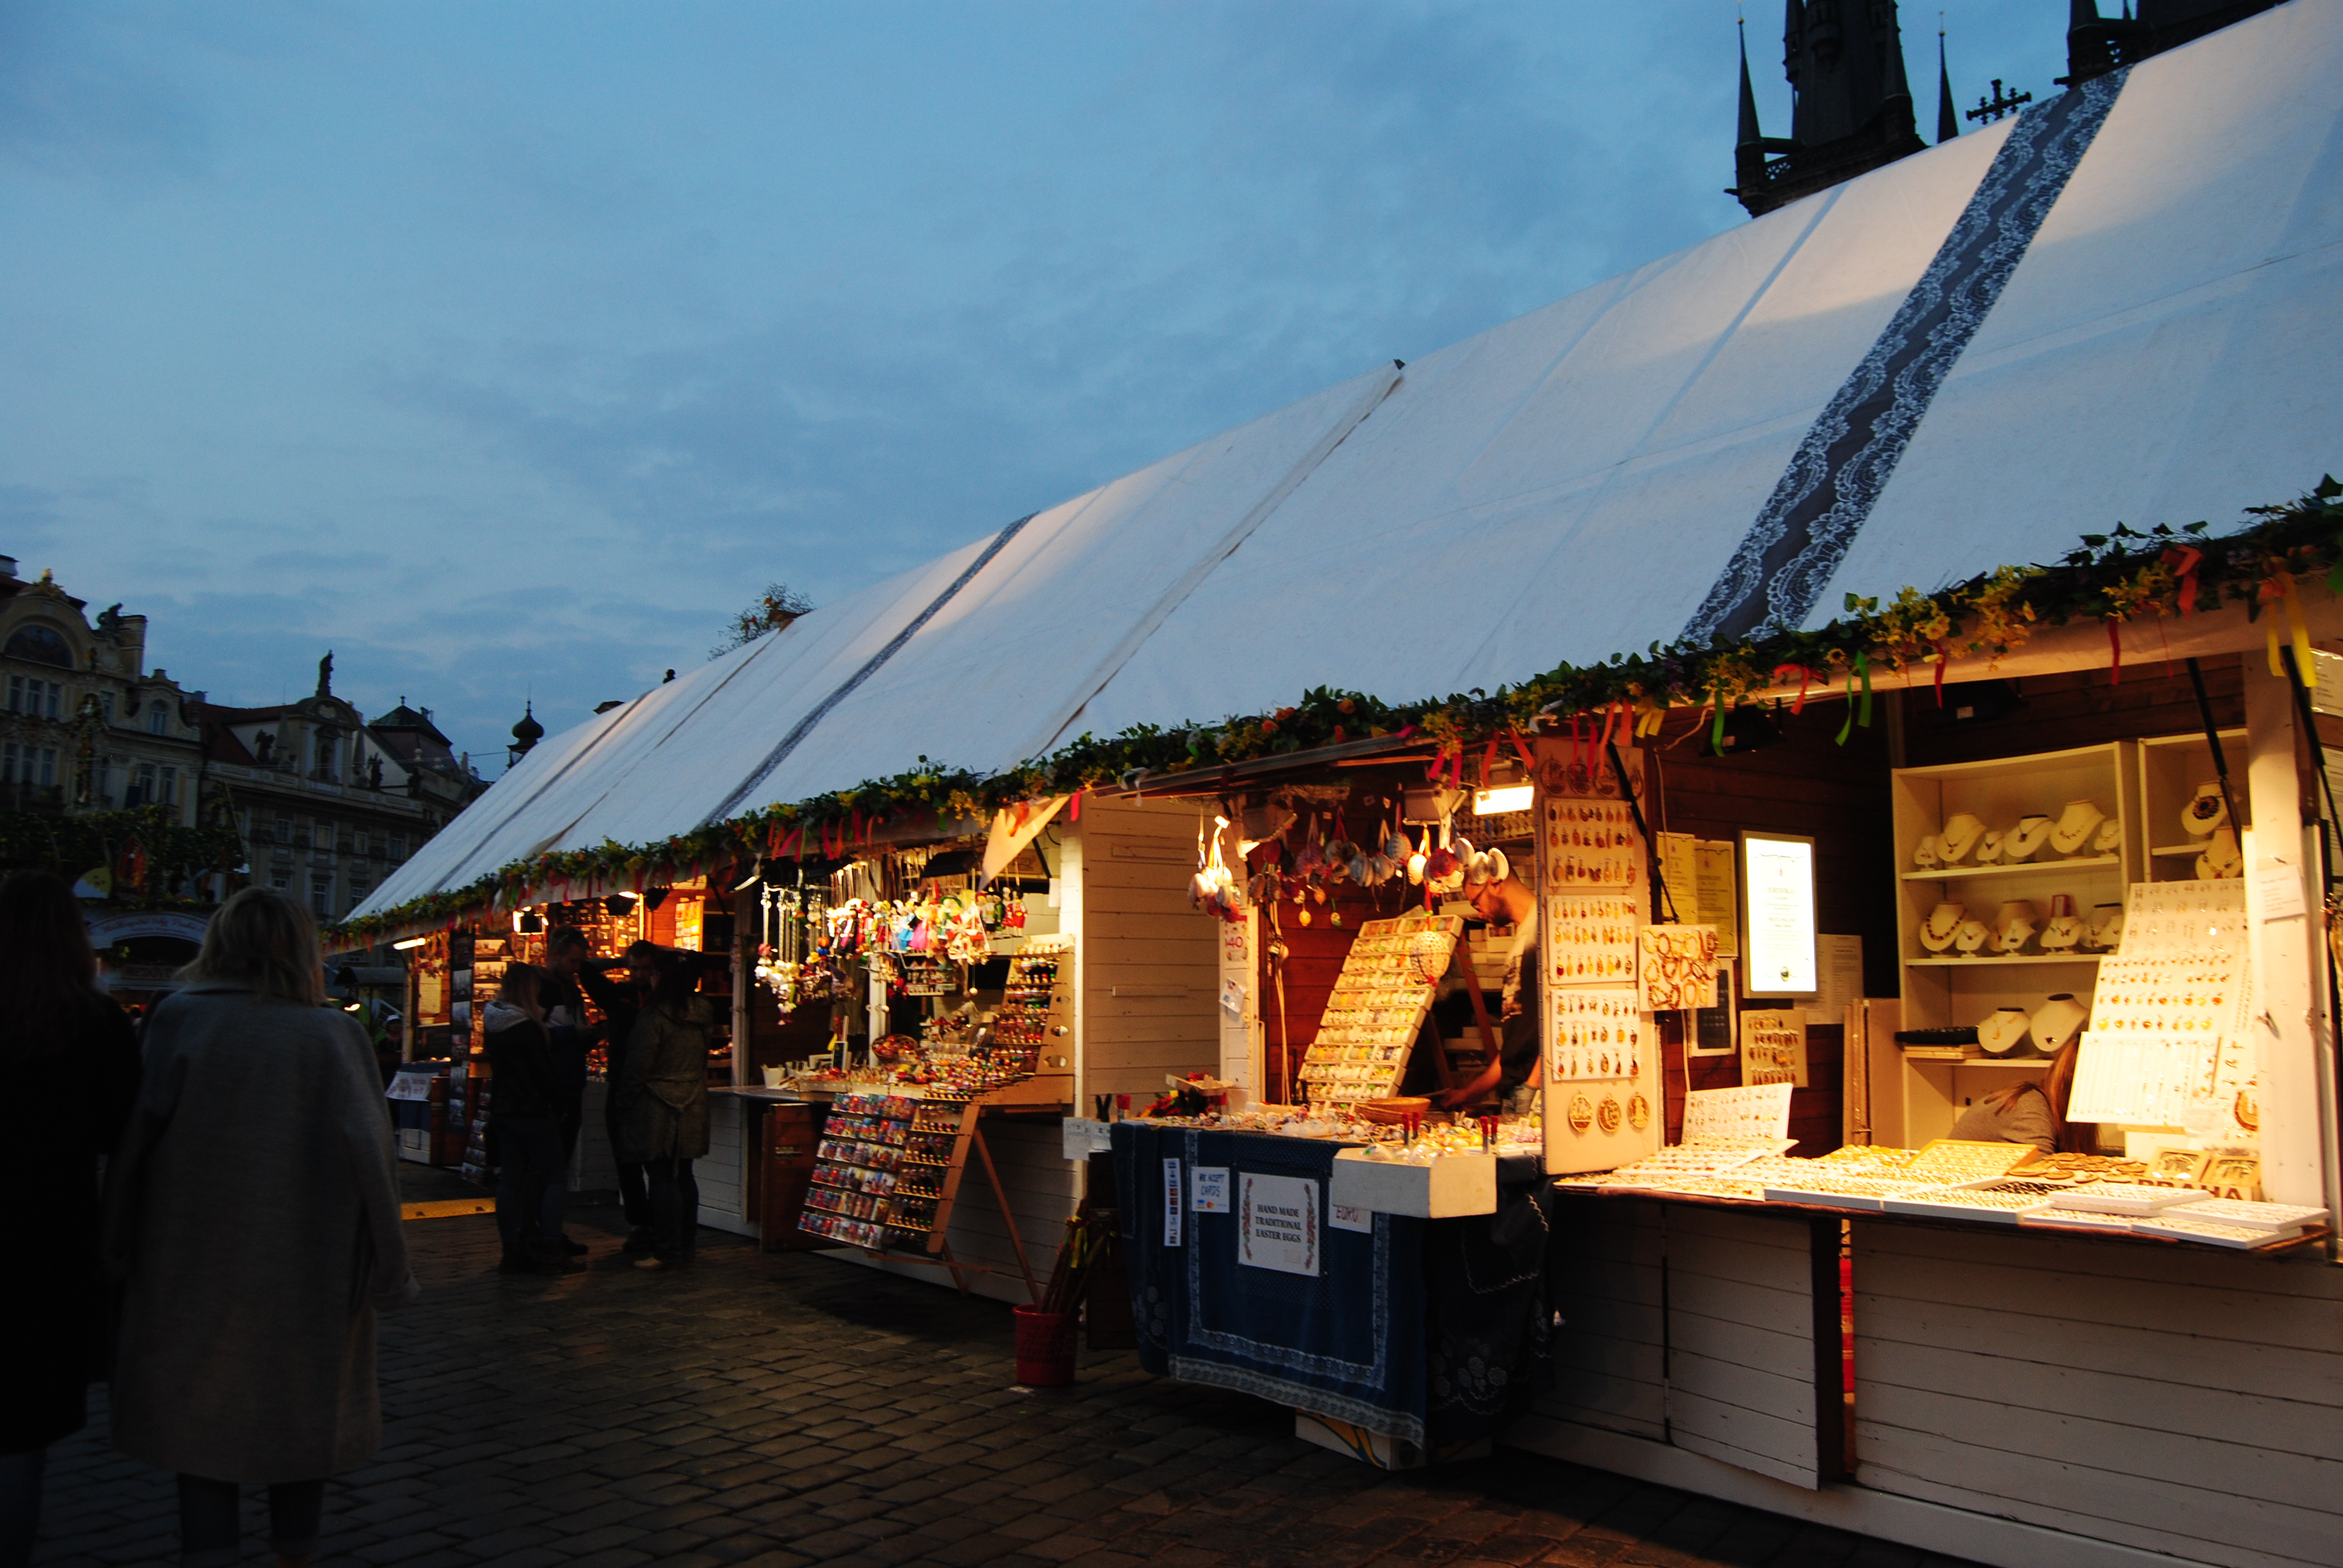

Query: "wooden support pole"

xmin=972 ymin=1120 xmax=1041 ymax=1304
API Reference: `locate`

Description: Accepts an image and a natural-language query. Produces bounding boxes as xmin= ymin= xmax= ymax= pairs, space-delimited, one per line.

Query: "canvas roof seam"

xmin=391 ymin=699 xmax=643 ymax=893
xmin=700 ymin=511 xmax=1042 ymax=825
xmin=1027 ymin=362 xmax=1406 ymax=760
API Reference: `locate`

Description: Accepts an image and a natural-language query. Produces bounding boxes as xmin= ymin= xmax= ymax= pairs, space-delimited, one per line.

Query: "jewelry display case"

xmin=1890 ymin=742 xmax=2138 ymax=1143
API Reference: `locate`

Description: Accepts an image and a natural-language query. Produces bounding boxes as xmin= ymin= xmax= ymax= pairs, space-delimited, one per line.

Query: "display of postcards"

xmin=1548 ymin=988 xmax=1640 ymax=1082
xmin=1544 ymin=799 xmax=1642 ymax=892
xmin=1547 ymin=894 xmax=1640 ymax=987
xmin=2045 ymin=1183 xmax=2205 ymax=1216
xmin=1636 ymin=925 xmax=1719 ymax=1012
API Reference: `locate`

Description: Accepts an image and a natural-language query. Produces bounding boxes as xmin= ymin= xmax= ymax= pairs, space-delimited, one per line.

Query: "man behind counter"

xmin=542 ymin=931 xmax=669 ymax=1256
xmin=1425 ymin=864 xmax=1541 ymax=1114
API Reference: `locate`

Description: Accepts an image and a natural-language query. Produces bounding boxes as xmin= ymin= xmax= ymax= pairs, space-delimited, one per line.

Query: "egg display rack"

xmin=1296 ymin=915 xmax=1463 ymax=1106
xmin=989 ymin=940 xmax=1072 ymax=1074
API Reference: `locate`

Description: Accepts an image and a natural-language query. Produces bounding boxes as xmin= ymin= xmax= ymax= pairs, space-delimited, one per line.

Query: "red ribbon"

xmin=1771 ymin=664 xmax=1815 ymax=716
xmin=1069 ymin=791 xmax=1083 ymax=822
xmin=1933 ymin=640 xmax=1950 ymax=707
xmin=1507 ymin=727 xmax=1538 ymax=773
xmin=2163 ymin=545 xmax=2203 ymax=617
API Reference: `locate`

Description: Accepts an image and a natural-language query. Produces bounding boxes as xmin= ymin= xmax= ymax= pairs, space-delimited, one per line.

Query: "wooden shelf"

xmin=1906 ymin=953 xmax=2103 ymax=967
xmin=2149 ymin=844 xmax=2212 ymax=858
xmin=1903 ymin=854 xmax=2120 ymax=882
xmin=1899 ymin=1056 xmax=2063 ymax=1068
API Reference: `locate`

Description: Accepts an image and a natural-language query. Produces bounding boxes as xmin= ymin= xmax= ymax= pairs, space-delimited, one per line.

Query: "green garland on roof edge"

xmin=332 ymin=477 xmax=2343 ymax=942
xmin=0 ymin=800 xmax=247 ymax=906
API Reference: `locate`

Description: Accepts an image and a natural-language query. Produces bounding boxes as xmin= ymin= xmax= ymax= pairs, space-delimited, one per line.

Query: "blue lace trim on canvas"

xmin=1683 ymin=70 xmax=2129 ymax=645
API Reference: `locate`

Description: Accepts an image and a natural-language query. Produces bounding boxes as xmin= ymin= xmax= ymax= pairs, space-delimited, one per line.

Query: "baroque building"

xmin=203 ymin=655 xmax=485 ymax=920
xmin=0 ymin=557 xmax=206 ymax=824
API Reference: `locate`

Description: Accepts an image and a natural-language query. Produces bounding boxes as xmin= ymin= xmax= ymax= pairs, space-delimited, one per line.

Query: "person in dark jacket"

xmin=484 ymin=964 xmax=577 ymax=1275
xmin=572 ymin=938 xmax=663 ymax=1253
xmin=0 ymin=873 xmax=139 ymax=1568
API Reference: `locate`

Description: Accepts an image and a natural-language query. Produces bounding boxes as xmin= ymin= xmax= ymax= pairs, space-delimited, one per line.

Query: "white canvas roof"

xmin=361 ymin=2 xmax=2343 ymax=919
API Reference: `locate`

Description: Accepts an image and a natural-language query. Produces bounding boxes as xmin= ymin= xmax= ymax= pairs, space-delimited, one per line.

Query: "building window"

xmin=148 ymin=704 xmax=169 ymax=735
xmin=7 ymin=676 xmax=63 ymax=719
xmin=34 ymin=748 xmax=55 ymax=788
xmin=348 ymin=881 xmax=369 ymax=912
xmin=353 ymin=829 xmax=369 ymax=855
xmin=99 ymin=693 xmax=115 ymax=722
xmin=312 ymin=729 xmax=339 ymax=782
xmin=310 ymin=875 xmax=332 ymax=916
xmin=159 ymin=765 xmax=177 ymax=805
xmin=389 ymin=832 xmax=408 ymax=860
xmin=4 ymin=626 xmax=72 ymax=668
xmin=270 ymin=867 xmax=291 ymax=892
xmin=129 ymin=763 xmax=157 ymax=806
xmin=275 ymin=815 xmax=294 ymax=845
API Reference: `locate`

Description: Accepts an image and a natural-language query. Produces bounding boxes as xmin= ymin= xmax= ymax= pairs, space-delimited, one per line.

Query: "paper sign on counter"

xmin=1191 ymin=1166 xmax=1230 ymax=1212
xmin=1237 ymin=1173 xmax=1320 ymax=1275
xmin=1162 ymin=1158 xmax=1184 ymax=1247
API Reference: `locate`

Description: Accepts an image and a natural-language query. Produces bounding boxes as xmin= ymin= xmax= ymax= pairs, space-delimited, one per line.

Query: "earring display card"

xmin=1548 ymin=893 xmax=1640 ymax=986
xmin=1550 ymin=988 xmax=1642 ymax=1082
xmin=2118 ymin=879 xmax=2248 ymax=959
xmin=1741 ymin=1008 xmax=1809 ymax=1088
xmin=1544 ymin=799 xmax=1643 ymax=892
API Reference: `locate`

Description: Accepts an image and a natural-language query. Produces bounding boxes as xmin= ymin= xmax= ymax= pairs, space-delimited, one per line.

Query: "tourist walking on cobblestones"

xmin=0 ymin=872 xmax=139 ymax=1568
xmin=485 ymin=962 xmax=580 ymax=1275
xmin=615 ymin=949 xmax=715 ymax=1270
xmin=102 ymin=889 xmax=417 ymax=1568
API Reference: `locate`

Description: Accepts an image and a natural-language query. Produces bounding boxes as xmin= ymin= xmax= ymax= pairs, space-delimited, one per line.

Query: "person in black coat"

xmin=483 ymin=964 xmax=577 ymax=1276
xmin=0 ymin=872 xmax=139 ymax=1568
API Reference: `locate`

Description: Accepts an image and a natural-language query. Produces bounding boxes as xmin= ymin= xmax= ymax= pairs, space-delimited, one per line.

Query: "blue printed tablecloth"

xmin=1112 ymin=1123 xmax=1553 ymax=1447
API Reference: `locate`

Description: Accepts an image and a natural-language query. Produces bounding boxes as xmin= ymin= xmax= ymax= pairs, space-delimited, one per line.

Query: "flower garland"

xmin=0 ymin=800 xmax=247 ymax=906
xmin=332 ymin=477 xmax=2343 ymax=942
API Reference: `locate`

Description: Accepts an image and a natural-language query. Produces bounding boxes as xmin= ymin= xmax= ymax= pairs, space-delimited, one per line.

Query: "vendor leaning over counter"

xmin=1406 ymin=864 xmax=1539 ymax=1116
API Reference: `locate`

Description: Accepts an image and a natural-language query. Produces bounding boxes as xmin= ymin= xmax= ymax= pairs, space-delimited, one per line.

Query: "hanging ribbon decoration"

xmin=2164 ymin=544 xmax=2203 ymax=617
xmin=1708 ymin=684 xmax=1728 ymax=753
xmin=1833 ymin=653 xmax=1873 ymax=746
xmin=1932 ymin=639 xmax=1951 ymax=707
xmin=1507 ymin=727 xmax=1538 ymax=773
xmin=1771 ymin=663 xmax=1815 ymax=716
xmin=2108 ymin=618 xmax=2123 ymax=685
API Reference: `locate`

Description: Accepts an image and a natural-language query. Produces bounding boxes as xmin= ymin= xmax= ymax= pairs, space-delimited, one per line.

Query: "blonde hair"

xmin=177 ymin=888 xmax=325 ymax=1005
xmin=497 ymin=962 xmax=542 ymax=1008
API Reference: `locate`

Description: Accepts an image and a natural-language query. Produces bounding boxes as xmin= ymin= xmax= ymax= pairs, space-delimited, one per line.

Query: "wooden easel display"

xmin=796 ymin=1077 xmax=1069 ymax=1300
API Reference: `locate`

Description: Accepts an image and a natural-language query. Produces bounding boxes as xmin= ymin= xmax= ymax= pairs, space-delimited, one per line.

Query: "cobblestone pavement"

xmin=39 ymin=1194 xmax=1984 ymax=1568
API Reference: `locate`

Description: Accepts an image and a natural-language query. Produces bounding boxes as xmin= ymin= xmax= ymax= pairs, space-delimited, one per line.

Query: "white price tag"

xmin=1162 ymin=1158 xmax=1183 ymax=1247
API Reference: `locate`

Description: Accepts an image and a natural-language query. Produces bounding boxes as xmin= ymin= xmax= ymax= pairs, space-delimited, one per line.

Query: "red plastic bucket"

xmin=1012 ymin=1305 xmax=1078 ymax=1387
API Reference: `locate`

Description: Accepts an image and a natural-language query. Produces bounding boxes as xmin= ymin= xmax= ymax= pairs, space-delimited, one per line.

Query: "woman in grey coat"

xmin=103 ymin=889 xmax=417 ymax=1568
xmin=614 ymin=952 xmax=715 ymax=1271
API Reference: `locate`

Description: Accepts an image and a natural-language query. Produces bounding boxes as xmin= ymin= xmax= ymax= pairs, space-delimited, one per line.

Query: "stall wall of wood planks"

xmin=1515 ymin=1195 xmax=2343 ymax=1568
xmin=1850 ymin=1220 xmax=2343 ymax=1568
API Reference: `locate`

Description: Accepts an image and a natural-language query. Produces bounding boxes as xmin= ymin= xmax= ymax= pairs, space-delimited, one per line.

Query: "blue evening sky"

xmin=2 ymin=2 xmax=2065 ymax=769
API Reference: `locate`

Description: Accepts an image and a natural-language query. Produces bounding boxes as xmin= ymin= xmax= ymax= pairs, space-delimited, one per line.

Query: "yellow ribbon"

xmin=2267 ymin=577 xmax=2316 ymax=686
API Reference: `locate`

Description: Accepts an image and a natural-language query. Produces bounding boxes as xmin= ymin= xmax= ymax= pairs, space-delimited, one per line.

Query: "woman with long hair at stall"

xmin=0 ymin=872 xmax=139 ymax=1568
xmin=103 ymin=888 xmax=416 ymax=1568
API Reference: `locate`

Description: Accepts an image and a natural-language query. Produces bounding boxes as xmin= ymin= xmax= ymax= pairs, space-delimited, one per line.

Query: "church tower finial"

xmin=1936 ymin=21 xmax=1959 ymax=143
xmin=1737 ymin=16 xmax=1765 ymax=149
xmin=1733 ymin=0 xmax=1925 ymax=218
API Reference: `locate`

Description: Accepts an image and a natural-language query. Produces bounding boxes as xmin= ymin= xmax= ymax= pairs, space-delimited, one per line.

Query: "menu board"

xmin=1294 ymin=915 xmax=1461 ymax=1107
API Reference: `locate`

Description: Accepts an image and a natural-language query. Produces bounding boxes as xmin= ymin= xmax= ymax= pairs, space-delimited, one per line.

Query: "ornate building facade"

xmin=203 ymin=656 xmax=485 ymax=920
xmin=0 ymin=557 xmax=206 ymax=826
